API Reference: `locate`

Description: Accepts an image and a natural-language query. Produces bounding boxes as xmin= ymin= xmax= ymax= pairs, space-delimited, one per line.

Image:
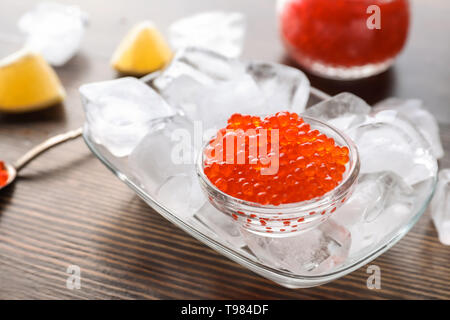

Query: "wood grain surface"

xmin=0 ymin=0 xmax=449 ymax=299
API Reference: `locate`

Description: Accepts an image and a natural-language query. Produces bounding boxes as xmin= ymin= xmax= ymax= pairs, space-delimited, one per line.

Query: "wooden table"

xmin=0 ymin=0 xmax=449 ymax=299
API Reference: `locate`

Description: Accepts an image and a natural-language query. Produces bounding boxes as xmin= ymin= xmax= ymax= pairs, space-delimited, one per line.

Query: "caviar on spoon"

xmin=0 ymin=127 xmax=82 ymax=191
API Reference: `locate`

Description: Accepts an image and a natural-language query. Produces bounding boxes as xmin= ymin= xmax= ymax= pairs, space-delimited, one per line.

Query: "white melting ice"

xmin=154 ymin=47 xmax=310 ymax=131
xmin=129 ymin=116 xmax=206 ymax=219
xmin=374 ymin=98 xmax=444 ymax=159
xmin=80 ymin=77 xmax=175 ymax=157
xmin=18 ymin=2 xmax=88 ymax=66
xmin=242 ymin=219 xmax=351 ymax=275
xmin=305 ymin=92 xmax=439 ymax=187
xmin=169 ymin=11 xmax=246 ymax=58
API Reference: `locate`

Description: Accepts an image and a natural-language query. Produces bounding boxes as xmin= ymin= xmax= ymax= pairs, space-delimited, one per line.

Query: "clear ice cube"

xmin=347 ymin=115 xmax=437 ymax=186
xmin=129 ymin=116 xmax=206 ymax=217
xmin=18 ymin=2 xmax=88 ymax=66
xmin=349 ymin=203 xmax=413 ymax=257
xmin=153 ymin=47 xmax=245 ymax=91
xmin=157 ymin=74 xmax=208 ymax=117
xmin=155 ymin=50 xmax=262 ymax=130
xmin=242 ymin=219 xmax=351 ymax=275
xmin=246 ymin=61 xmax=310 ymax=114
xmin=156 ymin=172 xmax=205 ymax=219
xmin=168 ymin=11 xmax=246 ymax=58
xmin=430 ymin=169 xmax=450 ymax=245
xmin=303 ymin=92 xmax=371 ymax=130
xmin=192 ymin=74 xmax=266 ymax=130
xmin=154 ymin=47 xmax=310 ymax=130
xmin=80 ymin=77 xmax=175 ymax=157
xmin=195 ymin=203 xmax=246 ymax=248
xmin=334 ymin=171 xmax=416 ymax=256
xmin=374 ymin=98 xmax=444 ymax=159
xmin=129 ymin=116 xmax=196 ymax=192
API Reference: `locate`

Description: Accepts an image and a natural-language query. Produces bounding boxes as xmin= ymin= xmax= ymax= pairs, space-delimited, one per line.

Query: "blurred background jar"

xmin=277 ymin=0 xmax=410 ymax=79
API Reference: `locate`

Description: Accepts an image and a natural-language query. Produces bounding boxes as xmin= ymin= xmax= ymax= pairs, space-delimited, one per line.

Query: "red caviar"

xmin=203 ymin=112 xmax=349 ymax=205
xmin=0 ymin=161 xmax=9 ymax=187
xmin=280 ymin=0 xmax=410 ymax=67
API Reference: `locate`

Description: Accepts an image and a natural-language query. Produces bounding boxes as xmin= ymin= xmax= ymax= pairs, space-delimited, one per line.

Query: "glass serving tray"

xmin=83 ymin=77 xmax=437 ymax=288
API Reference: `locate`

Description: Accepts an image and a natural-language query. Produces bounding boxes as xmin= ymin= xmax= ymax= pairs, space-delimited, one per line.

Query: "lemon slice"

xmin=111 ymin=21 xmax=172 ymax=75
xmin=0 ymin=49 xmax=65 ymax=113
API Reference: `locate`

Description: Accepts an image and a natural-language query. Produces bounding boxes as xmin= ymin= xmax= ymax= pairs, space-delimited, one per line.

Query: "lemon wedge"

xmin=111 ymin=21 xmax=172 ymax=75
xmin=0 ymin=49 xmax=65 ymax=113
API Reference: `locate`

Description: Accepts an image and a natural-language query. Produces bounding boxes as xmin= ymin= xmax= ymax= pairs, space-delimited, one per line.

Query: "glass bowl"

xmin=83 ymin=71 xmax=437 ymax=288
xmin=196 ymin=116 xmax=360 ymax=237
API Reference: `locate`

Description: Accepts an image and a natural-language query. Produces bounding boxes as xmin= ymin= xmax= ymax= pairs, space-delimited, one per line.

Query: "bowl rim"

xmin=196 ymin=115 xmax=360 ymax=215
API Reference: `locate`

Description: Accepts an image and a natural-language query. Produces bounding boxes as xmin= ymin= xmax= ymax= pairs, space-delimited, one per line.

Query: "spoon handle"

xmin=14 ymin=127 xmax=83 ymax=172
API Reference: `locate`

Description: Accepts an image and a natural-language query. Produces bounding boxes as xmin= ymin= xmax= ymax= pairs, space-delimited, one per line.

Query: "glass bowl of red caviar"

xmin=277 ymin=0 xmax=410 ymax=79
xmin=196 ymin=113 xmax=360 ymax=237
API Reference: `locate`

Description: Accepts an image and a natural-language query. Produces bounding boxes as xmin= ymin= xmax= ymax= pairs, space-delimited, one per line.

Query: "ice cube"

xmin=193 ymin=74 xmax=266 ymax=130
xmin=189 ymin=172 xmax=206 ymax=213
xmin=347 ymin=116 xmax=438 ymax=186
xmin=18 ymin=2 xmax=88 ymax=66
xmin=195 ymin=203 xmax=246 ymax=248
xmin=154 ymin=47 xmax=310 ymax=130
xmin=80 ymin=77 xmax=175 ymax=157
xmin=168 ymin=11 xmax=246 ymax=58
xmin=333 ymin=171 xmax=415 ymax=255
xmin=153 ymin=47 xmax=245 ymax=91
xmin=156 ymin=172 xmax=205 ymax=219
xmin=129 ymin=115 xmax=207 ymax=217
xmin=430 ymin=169 xmax=450 ymax=245
xmin=154 ymin=53 xmax=264 ymax=129
xmin=130 ymin=117 xmax=206 ymax=217
xmin=156 ymin=174 xmax=192 ymax=217
xmin=362 ymin=172 xmax=414 ymax=222
xmin=364 ymin=203 xmax=414 ymax=247
xmin=374 ymin=98 xmax=444 ymax=159
xmin=157 ymin=74 xmax=208 ymax=117
xmin=303 ymin=92 xmax=371 ymax=130
xmin=246 ymin=61 xmax=310 ymax=114
xmin=129 ymin=116 xmax=196 ymax=191
xmin=242 ymin=219 xmax=350 ymax=275
xmin=346 ymin=202 xmax=413 ymax=257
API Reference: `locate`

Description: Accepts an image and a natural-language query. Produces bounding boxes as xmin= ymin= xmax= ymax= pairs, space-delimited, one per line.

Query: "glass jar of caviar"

xmin=277 ymin=0 xmax=410 ymax=79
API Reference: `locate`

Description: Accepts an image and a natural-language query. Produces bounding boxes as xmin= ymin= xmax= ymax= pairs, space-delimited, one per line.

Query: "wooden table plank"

xmin=0 ymin=0 xmax=449 ymax=299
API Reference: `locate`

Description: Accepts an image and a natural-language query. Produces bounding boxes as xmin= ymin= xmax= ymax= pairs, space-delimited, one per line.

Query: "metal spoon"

xmin=1 ymin=127 xmax=83 ymax=190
